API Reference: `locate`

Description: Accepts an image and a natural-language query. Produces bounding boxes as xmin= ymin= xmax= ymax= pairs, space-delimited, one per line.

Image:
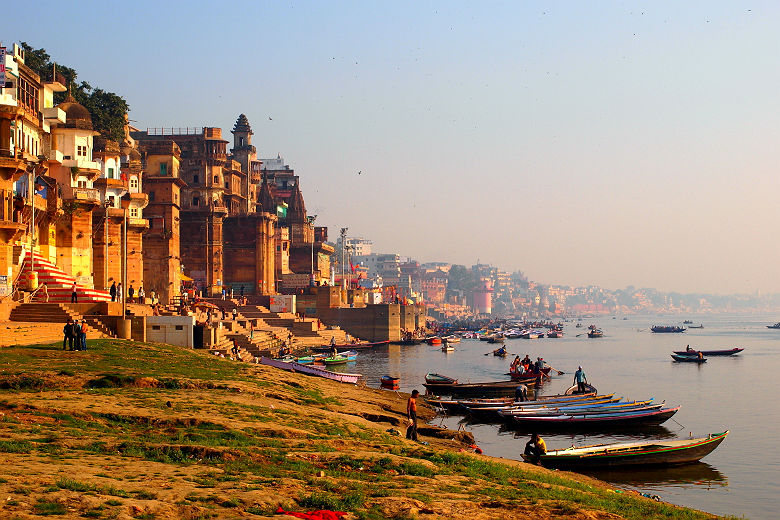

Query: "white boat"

xmin=442 ymin=335 xmax=461 ymax=343
xmin=441 ymin=344 xmax=455 ymax=352
xmin=259 ymin=356 xmax=362 ymax=384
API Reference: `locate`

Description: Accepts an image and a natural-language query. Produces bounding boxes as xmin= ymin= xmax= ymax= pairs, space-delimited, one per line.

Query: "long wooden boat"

xmin=424 ymin=378 xmax=539 ymax=398
xmin=587 ymin=330 xmax=603 ymax=338
xmin=442 ymin=335 xmax=461 ymax=343
xmin=671 ymin=354 xmax=707 ymax=363
xmin=673 ymin=347 xmax=743 ymax=356
xmin=500 ymin=402 xmax=663 ymax=418
xmin=523 ymin=431 xmax=729 ymax=468
xmin=509 ymin=367 xmax=552 ymax=380
xmin=767 ymin=322 xmax=780 ymax=329
xmin=502 ymin=406 xmax=680 ymax=429
xmin=426 ymin=393 xmax=609 ymax=413
xmin=380 ymin=375 xmax=400 ymax=389
xmin=425 ymin=373 xmax=458 ymax=385
xmin=565 ymin=384 xmax=598 ymax=395
xmin=311 ymin=341 xmax=389 ymax=352
xmin=427 ymin=337 xmax=442 ymax=345
xmin=259 ymin=356 xmax=362 ymax=384
xmin=441 ymin=344 xmax=455 ymax=352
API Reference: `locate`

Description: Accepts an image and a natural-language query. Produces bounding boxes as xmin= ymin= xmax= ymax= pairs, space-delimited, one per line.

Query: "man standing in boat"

xmin=573 ymin=366 xmax=588 ymax=393
xmin=406 ymin=390 xmax=419 ymax=441
xmin=524 ymin=433 xmax=546 ymax=464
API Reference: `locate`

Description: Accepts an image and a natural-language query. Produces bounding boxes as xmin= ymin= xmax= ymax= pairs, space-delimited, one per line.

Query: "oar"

xmin=546 ymin=364 xmax=566 ymax=375
xmin=575 ymin=333 xmax=585 ymax=337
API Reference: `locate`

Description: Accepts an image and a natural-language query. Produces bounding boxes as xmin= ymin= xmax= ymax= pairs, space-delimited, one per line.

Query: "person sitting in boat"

xmin=574 ymin=366 xmax=588 ymax=393
xmin=524 ymin=433 xmax=546 ymax=464
xmin=686 ymin=345 xmax=693 ymax=353
xmin=510 ymin=356 xmax=521 ymax=372
xmin=697 ymin=351 xmax=704 ymax=360
xmin=522 ymin=354 xmax=531 ymax=366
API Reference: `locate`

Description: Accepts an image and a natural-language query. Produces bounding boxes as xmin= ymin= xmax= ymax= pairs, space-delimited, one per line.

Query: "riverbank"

xmin=0 ymin=339 xmax=730 ymax=519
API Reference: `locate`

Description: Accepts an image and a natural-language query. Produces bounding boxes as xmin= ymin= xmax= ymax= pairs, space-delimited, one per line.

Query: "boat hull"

xmin=526 ymin=431 xmax=728 ymax=468
xmin=506 ymin=407 xmax=680 ymax=430
xmin=671 ymin=354 xmax=707 ymax=363
xmin=424 ymin=379 xmax=539 ymax=398
xmin=673 ymin=348 xmax=743 ymax=356
xmin=259 ymin=356 xmax=362 ymax=384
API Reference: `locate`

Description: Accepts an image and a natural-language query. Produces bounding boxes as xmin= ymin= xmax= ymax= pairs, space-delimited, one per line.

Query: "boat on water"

xmin=441 ymin=343 xmax=455 ymax=352
xmin=500 ymin=405 xmax=681 ymax=429
xmin=493 ymin=346 xmax=508 ymax=357
xmin=687 ymin=324 xmax=704 ymax=329
xmin=295 ymin=355 xmax=317 ymax=365
xmin=259 ymin=356 xmax=362 ymax=384
xmin=546 ymin=330 xmax=563 ymax=338
xmin=322 ymin=350 xmax=358 ymax=365
xmin=509 ymin=366 xmax=551 ymax=380
xmin=426 ymin=393 xmax=607 ymax=413
xmin=524 ymin=431 xmax=729 ymax=468
xmin=673 ymin=347 xmax=743 ymax=356
xmin=671 ymin=353 xmax=707 ymax=363
xmin=587 ymin=329 xmax=603 ymax=338
xmin=683 ymin=320 xmax=693 ymax=324
xmin=423 ymin=379 xmax=539 ymax=398
xmin=565 ymin=383 xmax=598 ymax=395
xmin=651 ymin=325 xmax=687 ymax=333
xmin=427 ymin=337 xmax=442 ymax=346
xmin=767 ymin=322 xmax=780 ymax=329
xmin=311 ymin=341 xmax=389 ymax=352
xmin=380 ymin=375 xmax=400 ymax=389
xmin=425 ymin=373 xmax=458 ymax=385
xmin=487 ymin=335 xmax=505 ymax=344
xmin=442 ymin=335 xmax=461 ymax=343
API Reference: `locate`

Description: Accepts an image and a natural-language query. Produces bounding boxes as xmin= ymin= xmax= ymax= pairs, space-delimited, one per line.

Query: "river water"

xmin=337 ymin=314 xmax=780 ymax=519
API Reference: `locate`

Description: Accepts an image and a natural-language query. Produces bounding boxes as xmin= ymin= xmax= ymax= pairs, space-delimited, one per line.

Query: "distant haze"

xmin=11 ymin=1 xmax=780 ymax=294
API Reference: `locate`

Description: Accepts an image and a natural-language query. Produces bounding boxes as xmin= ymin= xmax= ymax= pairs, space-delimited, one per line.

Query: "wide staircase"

xmin=4 ymin=303 xmax=110 ymax=346
xmin=18 ymin=252 xmax=111 ymax=302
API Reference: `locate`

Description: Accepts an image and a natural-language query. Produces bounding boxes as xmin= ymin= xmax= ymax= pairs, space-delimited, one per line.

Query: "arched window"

xmin=192 ymin=197 xmax=200 ymax=207
xmin=213 ymin=175 xmax=219 ymax=183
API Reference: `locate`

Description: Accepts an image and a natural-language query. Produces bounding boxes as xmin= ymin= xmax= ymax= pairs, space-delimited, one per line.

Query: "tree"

xmin=19 ymin=42 xmax=129 ymax=141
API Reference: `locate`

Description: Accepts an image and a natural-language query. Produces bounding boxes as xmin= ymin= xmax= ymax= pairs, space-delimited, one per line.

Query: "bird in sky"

xmin=268 ymin=116 xmax=273 ymax=120
xmin=358 ymin=170 xmax=362 ymax=175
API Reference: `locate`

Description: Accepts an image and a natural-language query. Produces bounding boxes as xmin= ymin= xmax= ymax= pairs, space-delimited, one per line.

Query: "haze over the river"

xmin=9 ymin=1 xmax=780 ymax=294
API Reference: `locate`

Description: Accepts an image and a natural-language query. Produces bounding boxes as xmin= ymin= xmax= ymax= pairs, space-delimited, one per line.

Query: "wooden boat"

xmin=564 ymin=383 xmax=598 ymax=395
xmin=423 ymin=378 xmax=539 ymax=398
xmin=441 ymin=344 xmax=455 ymax=352
xmin=492 ymin=347 xmax=508 ymax=357
xmin=509 ymin=367 xmax=551 ymax=380
xmin=380 ymin=375 xmax=400 ymax=389
xmin=651 ymin=325 xmax=686 ymax=333
xmin=427 ymin=337 xmax=442 ymax=346
xmin=524 ymin=431 xmax=729 ymax=468
xmin=683 ymin=320 xmax=693 ymax=324
xmin=295 ymin=356 xmax=316 ymax=365
xmin=673 ymin=347 xmax=743 ymax=356
xmin=671 ymin=354 xmax=707 ymax=363
xmin=442 ymin=335 xmax=461 ymax=343
xmin=394 ymin=338 xmax=423 ymax=345
xmin=426 ymin=393 xmax=607 ymax=413
xmin=425 ymin=373 xmax=458 ymax=385
xmin=687 ymin=324 xmax=704 ymax=329
xmin=767 ymin=322 xmax=780 ymax=329
xmin=546 ymin=330 xmax=563 ymax=338
xmin=259 ymin=356 xmax=362 ymax=384
xmin=311 ymin=341 xmax=389 ymax=352
xmin=501 ymin=406 xmax=680 ymax=429
xmin=587 ymin=329 xmax=603 ymax=338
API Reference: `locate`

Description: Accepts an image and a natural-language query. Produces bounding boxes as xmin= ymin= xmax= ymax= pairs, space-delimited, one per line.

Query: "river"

xmin=337 ymin=314 xmax=780 ymax=519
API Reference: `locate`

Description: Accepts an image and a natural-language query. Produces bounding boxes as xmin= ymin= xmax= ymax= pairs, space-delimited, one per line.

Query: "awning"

xmin=178 ymin=272 xmax=194 ymax=281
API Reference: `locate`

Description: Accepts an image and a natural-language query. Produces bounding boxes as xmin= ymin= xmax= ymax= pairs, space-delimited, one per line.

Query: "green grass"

xmin=34 ymin=499 xmax=67 ymax=515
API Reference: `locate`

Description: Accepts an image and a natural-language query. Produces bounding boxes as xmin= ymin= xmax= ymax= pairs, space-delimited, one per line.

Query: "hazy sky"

xmin=6 ymin=1 xmax=780 ymax=294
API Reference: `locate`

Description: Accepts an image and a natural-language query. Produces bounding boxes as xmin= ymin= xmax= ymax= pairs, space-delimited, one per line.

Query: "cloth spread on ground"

xmin=276 ymin=506 xmax=347 ymax=520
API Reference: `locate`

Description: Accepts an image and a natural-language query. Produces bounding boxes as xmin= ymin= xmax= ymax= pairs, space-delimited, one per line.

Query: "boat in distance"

xmin=311 ymin=341 xmax=389 ymax=352
xmin=259 ymin=356 xmax=362 ymax=384
xmin=651 ymin=325 xmax=687 ymax=333
xmin=523 ymin=431 xmax=729 ymax=469
xmin=767 ymin=322 xmax=780 ymax=329
xmin=671 ymin=354 xmax=707 ymax=363
xmin=672 ymin=347 xmax=743 ymax=356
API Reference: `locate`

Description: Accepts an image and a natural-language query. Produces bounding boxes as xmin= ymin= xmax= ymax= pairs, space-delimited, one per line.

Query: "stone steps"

xmin=0 ymin=321 xmax=103 ymax=347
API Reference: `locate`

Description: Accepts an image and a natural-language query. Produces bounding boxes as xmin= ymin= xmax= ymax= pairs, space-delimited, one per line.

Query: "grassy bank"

xmin=0 ymin=339 xmax=732 ymax=519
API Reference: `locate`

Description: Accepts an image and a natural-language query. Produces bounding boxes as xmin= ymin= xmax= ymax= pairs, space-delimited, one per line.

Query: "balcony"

xmin=93 ymin=178 xmax=126 ymax=190
xmin=127 ymin=217 xmax=149 ymax=229
xmin=42 ymin=107 xmax=66 ymax=124
xmin=62 ymin=185 xmax=101 ymax=204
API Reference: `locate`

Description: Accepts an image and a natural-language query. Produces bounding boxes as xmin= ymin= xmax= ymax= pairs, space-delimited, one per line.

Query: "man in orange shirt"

xmin=406 ymin=390 xmax=419 ymax=441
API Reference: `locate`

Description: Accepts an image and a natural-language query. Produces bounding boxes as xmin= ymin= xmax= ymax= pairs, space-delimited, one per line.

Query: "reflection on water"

xmin=582 ymin=462 xmax=728 ymax=489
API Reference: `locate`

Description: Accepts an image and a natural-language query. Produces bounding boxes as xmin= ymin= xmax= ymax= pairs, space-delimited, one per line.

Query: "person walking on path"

xmin=221 ymin=288 xmax=226 ymax=300
xmin=110 ymin=281 xmax=117 ymax=302
xmin=63 ymin=319 xmax=74 ymax=351
xmin=406 ymin=389 xmax=419 ymax=441
xmin=231 ymin=308 xmax=238 ymax=321
xmin=79 ymin=320 xmax=88 ymax=350
xmin=573 ymin=366 xmax=588 ymax=394
xmin=70 ymin=282 xmax=78 ymax=303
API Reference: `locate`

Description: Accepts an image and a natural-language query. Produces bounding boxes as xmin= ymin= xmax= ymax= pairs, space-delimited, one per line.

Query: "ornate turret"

xmin=257 ymin=173 xmax=275 ymax=214
xmin=232 ymin=114 xmax=253 ymax=135
xmin=287 ymin=181 xmax=307 ymax=223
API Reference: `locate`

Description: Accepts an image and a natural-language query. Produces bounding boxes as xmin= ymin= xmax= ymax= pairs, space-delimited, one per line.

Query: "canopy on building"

xmin=178 ymin=272 xmax=194 ymax=281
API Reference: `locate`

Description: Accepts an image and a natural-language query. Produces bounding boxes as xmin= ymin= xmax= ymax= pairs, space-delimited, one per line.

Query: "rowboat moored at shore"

xmin=523 ymin=431 xmax=729 ymax=468
xmin=259 ymin=356 xmax=362 ymax=384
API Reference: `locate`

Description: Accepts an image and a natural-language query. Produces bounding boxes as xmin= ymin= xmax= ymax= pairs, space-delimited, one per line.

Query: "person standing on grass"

xmin=406 ymin=389 xmax=419 ymax=441
xmin=63 ymin=319 xmax=74 ymax=351
xmin=79 ymin=320 xmax=88 ymax=351
xmin=72 ymin=320 xmax=82 ymax=351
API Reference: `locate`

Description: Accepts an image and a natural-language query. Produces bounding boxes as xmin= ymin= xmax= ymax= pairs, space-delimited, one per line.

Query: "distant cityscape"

xmin=333 ymin=237 xmax=780 ymax=319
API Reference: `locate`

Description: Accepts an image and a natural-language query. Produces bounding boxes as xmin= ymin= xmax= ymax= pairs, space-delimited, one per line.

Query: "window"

xmin=175 ymin=325 xmax=183 ymax=331
xmin=239 ymin=137 xmax=244 ymax=146
xmin=160 ymin=163 xmax=167 ymax=176
xmin=107 ymin=167 xmax=114 ymax=179
xmin=129 ymin=177 xmax=139 ymax=191
xmin=193 ymin=175 xmax=199 ymax=184
xmin=77 ymin=145 xmax=88 ymax=157
xmin=148 ymin=191 xmax=155 ymax=201
xmin=174 ymin=193 xmax=178 ymax=202
xmin=129 ymin=208 xmax=139 ymax=218
xmin=192 ymin=197 xmax=200 ymax=207
xmin=225 ymin=181 xmax=229 ymax=189
xmin=214 ymin=175 xmax=219 ymax=183
xmin=108 ymin=195 xmax=115 ymax=207
xmin=148 ymin=219 xmax=154 ymax=229
xmin=78 ymin=180 xmax=87 ymax=188
xmin=152 ymin=325 xmax=161 ymax=331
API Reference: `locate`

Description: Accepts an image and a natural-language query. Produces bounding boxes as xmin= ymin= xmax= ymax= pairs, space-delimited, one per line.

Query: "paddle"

xmin=545 ymin=364 xmax=566 ymax=375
